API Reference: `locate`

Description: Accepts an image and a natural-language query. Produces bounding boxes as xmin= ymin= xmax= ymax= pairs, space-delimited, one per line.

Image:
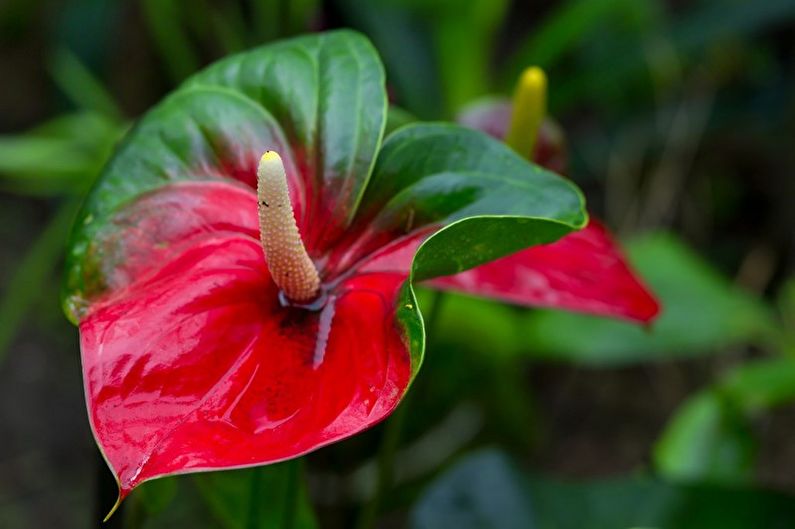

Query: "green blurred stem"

xmin=353 ymin=392 xmax=410 ymax=529
xmin=245 ymin=459 xmax=302 ymax=529
xmin=141 ymin=0 xmax=199 ymax=84
xmin=49 ymin=49 xmax=124 ymax=122
xmin=246 ymin=465 xmax=263 ymax=529
xmin=0 ymin=202 xmax=76 ymax=366
xmin=355 ymin=291 xmax=444 ymax=529
xmin=281 ymin=459 xmax=301 ymax=529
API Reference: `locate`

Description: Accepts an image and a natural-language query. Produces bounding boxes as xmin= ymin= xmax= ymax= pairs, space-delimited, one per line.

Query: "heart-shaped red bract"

xmin=79 ymin=181 xmax=413 ymax=497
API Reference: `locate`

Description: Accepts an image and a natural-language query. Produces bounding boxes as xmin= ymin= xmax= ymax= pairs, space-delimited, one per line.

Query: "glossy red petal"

xmin=91 ymin=181 xmax=260 ymax=294
xmin=80 ymin=235 xmax=412 ymax=497
xmin=432 ymin=219 xmax=660 ymax=322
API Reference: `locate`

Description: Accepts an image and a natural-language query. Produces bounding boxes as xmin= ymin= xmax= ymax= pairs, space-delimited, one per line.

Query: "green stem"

xmin=141 ymin=0 xmax=199 ymax=85
xmin=281 ymin=459 xmax=301 ymax=529
xmin=246 ymin=467 xmax=263 ymax=529
xmin=49 ymin=49 xmax=124 ymax=122
xmin=354 ymin=290 xmax=445 ymax=529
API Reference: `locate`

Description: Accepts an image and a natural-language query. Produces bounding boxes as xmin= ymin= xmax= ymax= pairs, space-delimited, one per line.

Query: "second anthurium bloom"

xmin=63 ymin=30 xmax=657 ymax=508
xmin=453 ymin=66 xmax=660 ymax=322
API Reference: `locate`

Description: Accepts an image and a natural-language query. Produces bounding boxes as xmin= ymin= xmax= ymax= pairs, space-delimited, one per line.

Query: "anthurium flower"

xmin=63 ymin=30 xmax=590 ymax=505
xmin=451 ymin=67 xmax=660 ymax=323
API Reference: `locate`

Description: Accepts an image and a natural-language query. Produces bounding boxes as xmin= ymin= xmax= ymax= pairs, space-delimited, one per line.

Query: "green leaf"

xmin=778 ymin=277 xmax=795 ymax=353
xmin=521 ymin=232 xmax=775 ymax=365
xmin=361 ymin=123 xmax=586 ymax=281
xmin=372 ymin=123 xmax=586 ymax=388
xmin=411 ymin=449 xmax=795 ymax=529
xmin=193 ymin=462 xmax=317 ymax=529
xmin=653 ymin=390 xmax=756 ymax=485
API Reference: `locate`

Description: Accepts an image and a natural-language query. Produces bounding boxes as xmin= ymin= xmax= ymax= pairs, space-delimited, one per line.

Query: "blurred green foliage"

xmin=412 ymin=450 xmax=795 ymax=529
xmin=519 ymin=233 xmax=777 ymax=364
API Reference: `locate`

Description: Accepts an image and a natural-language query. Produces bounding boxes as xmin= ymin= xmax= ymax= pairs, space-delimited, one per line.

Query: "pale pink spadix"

xmin=257 ymin=151 xmax=320 ymax=301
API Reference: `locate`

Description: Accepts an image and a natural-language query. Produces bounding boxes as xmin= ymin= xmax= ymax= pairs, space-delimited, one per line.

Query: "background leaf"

xmin=653 ymin=390 xmax=756 ymax=484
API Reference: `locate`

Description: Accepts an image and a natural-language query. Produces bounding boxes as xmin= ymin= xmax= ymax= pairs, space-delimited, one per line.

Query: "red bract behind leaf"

xmin=81 ymin=233 xmax=411 ymax=496
xmin=432 ymin=219 xmax=660 ymax=323
xmin=357 ymin=219 xmax=659 ymax=323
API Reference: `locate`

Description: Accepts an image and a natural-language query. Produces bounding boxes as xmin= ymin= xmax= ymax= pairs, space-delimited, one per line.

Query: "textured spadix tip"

xmin=260 ymin=150 xmax=282 ymax=164
xmin=506 ymin=66 xmax=548 ymax=159
xmin=256 ymin=150 xmax=320 ymax=302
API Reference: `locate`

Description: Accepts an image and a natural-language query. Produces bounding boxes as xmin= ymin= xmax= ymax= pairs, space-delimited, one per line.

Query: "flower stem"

xmin=354 ymin=290 xmax=445 ymax=529
xmin=281 ymin=459 xmax=301 ymax=529
xmin=246 ymin=466 xmax=263 ymax=529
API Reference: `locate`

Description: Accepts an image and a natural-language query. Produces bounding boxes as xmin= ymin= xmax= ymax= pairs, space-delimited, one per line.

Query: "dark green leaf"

xmin=361 ymin=123 xmax=586 ymax=281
